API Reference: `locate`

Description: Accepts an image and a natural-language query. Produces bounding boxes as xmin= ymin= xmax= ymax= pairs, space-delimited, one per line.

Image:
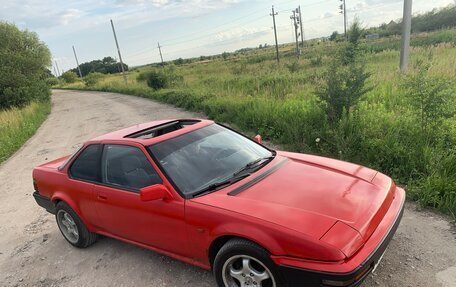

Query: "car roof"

xmin=89 ymin=118 xmax=214 ymax=146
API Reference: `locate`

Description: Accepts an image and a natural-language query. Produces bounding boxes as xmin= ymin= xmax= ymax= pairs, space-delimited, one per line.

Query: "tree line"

xmin=0 ymin=22 xmax=51 ymax=110
xmin=69 ymin=56 xmax=128 ymax=77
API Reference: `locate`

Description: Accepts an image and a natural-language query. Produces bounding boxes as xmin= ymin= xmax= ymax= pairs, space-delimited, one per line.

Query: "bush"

xmin=409 ymin=150 xmax=456 ymax=216
xmin=61 ymin=71 xmax=79 ymax=84
xmin=0 ymin=22 xmax=51 ymax=109
xmin=139 ymin=70 xmax=183 ymax=90
xmin=147 ymin=71 xmax=168 ymax=90
xmin=285 ymin=62 xmax=301 ymax=73
xmin=316 ymin=21 xmax=371 ymax=123
xmin=83 ymin=72 xmax=104 ymax=86
xmin=45 ymin=77 xmax=60 ymax=86
xmin=403 ymin=59 xmax=453 ymax=140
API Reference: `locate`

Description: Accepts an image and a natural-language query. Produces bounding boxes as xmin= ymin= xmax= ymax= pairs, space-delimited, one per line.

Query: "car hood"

xmin=192 ymin=151 xmax=395 ymax=256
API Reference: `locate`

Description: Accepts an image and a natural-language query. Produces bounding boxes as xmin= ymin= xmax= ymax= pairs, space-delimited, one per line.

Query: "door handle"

xmin=97 ymin=195 xmax=108 ymax=201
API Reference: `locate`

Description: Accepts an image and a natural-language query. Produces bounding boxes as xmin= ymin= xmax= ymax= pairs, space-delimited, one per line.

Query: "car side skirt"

xmin=95 ymin=230 xmax=212 ymax=270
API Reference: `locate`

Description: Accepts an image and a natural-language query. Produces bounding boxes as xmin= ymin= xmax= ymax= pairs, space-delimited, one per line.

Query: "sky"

xmin=0 ymin=0 xmax=454 ymax=73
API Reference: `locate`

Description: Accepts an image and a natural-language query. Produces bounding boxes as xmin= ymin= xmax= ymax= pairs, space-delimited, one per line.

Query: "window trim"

xmin=100 ymin=143 xmax=163 ymax=193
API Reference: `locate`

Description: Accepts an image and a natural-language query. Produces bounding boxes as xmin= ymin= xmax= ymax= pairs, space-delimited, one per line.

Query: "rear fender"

xmin=51 ymin=192 xmax=96 ymax=231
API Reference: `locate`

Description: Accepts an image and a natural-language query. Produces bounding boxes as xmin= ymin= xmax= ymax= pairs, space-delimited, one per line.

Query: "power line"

xmin=127 ymin=1 xmax=403 ymax=64
xmin=126 ymin=13 xmax=269 ymax=59
xmin=125 ymin=1 xmax=323 ymax=58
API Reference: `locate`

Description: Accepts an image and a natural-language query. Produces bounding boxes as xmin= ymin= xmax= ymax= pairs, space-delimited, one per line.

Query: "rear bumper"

xmin=276 ymin=187 xmax=405 ymax=287
xmin=33 ymin=191 xmax=56 ymax=214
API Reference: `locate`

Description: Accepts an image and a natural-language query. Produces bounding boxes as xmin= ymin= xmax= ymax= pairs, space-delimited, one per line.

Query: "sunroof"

xmin=125 ymin=119 xmax=200 ymax=139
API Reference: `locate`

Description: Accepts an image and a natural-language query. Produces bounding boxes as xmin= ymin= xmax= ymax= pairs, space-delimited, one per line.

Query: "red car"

xmin=33 ymin=119 xmax=405 ymax=287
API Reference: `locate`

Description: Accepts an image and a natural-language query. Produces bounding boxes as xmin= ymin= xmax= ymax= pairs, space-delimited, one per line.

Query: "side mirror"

xmin=140 ymin=184 xmax=170 ymax=201
xmin=254 ymin=134 xmax=262 ymax=144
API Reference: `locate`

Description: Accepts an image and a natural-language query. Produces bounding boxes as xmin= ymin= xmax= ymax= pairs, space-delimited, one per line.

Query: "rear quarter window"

xmin=69 ymin=144 xmax=101 ymax=182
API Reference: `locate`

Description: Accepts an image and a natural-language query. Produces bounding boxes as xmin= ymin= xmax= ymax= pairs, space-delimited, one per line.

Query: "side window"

xmin=69 ymin=144 xmax=101 ymax=182
xmin=102 ymin=145 xmax=162 ymax=191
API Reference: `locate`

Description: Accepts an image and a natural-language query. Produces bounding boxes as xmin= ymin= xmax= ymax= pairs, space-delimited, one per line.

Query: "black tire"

xmin=55 ymin=201 xmax=97 ymax=248
xmin=213 ymin=238 xmax=284 ymax=287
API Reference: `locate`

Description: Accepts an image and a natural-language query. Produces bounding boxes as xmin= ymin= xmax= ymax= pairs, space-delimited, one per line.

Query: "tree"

xmin=317 ymin=21 xmax=371 ymax=123
xmin=403 ymin=59 xmax=453 ymax=140
xmin=69 ymin=57 xmax=128 ymax=77
xmin=0 ymin=22 xmax=51 ymax=109
xmin=329 ymin=31 xmax=339 ymax=41
xmin=174 ymin=58 xmax=185 ymax=65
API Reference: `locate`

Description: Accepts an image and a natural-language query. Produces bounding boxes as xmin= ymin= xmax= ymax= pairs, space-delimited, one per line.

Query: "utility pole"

xmin=400 ymin=0 xmax=413 ymax=72
xmin=157 ymin=42 xmax=164 ymax=67
xmin=298 ymin=5 xmax=305 ymax=47
xmin=290 ymin=9 xmax=300 ymax=58
xmin=54 ymin=60 xmax=61 ymax=77
xmin=110 ymin=19 xmax=127 ymax=84
xmin=270 ymin=6 xmax=280 ymax=64
xmin=340 ymin=0 xmax=347 ymax=40
xmin=72 ymin=46 xmax=83 ymax=78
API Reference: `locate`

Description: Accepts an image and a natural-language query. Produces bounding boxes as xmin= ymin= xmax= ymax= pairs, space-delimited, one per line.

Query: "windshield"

xmin=149 ymin=124 xmax=273 ymax=196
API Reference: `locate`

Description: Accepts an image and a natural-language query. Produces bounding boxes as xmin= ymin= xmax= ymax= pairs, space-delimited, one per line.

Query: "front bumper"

xmin=33 ymin=191 xmax=56 ymax=214
xmin=277 ymin=187 xmax=405 ymax=287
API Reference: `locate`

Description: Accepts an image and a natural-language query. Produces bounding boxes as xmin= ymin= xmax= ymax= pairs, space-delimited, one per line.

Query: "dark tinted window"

xmin=69 ymin=144 xmax=101 ymax=182
xmin=102 ymin=145 xmax=162 ymax=191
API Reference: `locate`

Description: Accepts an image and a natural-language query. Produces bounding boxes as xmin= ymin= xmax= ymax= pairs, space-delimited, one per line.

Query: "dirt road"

xmin=0 ymin=90 xmax=455 ymax=287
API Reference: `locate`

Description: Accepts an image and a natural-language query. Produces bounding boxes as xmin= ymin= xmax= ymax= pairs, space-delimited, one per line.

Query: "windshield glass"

xmin=149 ymin=124 xmax=273 ymax=196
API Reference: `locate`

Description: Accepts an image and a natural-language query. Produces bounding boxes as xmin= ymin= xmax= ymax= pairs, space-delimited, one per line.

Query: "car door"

xmin=66 ymin=144 xmax=101 ymax=225
xmin=93 ymin=143 xmax=190 ymax=257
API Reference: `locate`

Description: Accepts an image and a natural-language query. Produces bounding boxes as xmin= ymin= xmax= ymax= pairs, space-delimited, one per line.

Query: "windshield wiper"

xmin=192 ymin=173 xmax=251 ymax=197
xmin=232 ymin=155 xmax=275 ymax=177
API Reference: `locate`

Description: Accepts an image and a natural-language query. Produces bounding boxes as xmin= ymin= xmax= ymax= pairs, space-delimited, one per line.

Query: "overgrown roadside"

xmin=0 ymin=21 xmax=52 ymax=165
xmin=0 ymin=101 xmax=51 ymax=164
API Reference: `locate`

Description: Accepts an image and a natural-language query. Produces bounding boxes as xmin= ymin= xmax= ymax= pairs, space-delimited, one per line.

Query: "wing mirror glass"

xmin=140 ymin=184 xmax=170 ymax=201
xmin=254 ymin=134 xmax=262 ymax=144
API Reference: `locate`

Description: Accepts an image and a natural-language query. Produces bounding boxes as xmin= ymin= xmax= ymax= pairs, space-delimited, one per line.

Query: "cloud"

xmin=214 ymin=26 xmax=270 ymax=43
xmin=321 ymin=12 xmax=338 ymax=19
xmin=347 ymin=0 xmax=369 ymax=12
xmin=60 ymin=9 xmax=85 ymax=25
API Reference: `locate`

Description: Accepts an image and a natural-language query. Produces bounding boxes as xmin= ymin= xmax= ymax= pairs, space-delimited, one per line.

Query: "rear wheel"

xmin=55 ymin=201 xmax=97 ymax=248
xmin=214 ymin=239 xmax=282 ymax=287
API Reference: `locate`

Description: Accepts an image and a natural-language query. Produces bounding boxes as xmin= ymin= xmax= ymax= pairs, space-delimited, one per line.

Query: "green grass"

xmin=0 ymin=101 xmax=51 ymax=164
xmin=58 ymin=29 xmax=456 ymax=217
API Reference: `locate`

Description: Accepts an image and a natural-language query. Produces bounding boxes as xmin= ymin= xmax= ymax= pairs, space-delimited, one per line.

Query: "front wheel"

xmin=55 ymin=201 xmax=97 ymax=248
xmin=213 ymin=239 xmax=283 ymax=287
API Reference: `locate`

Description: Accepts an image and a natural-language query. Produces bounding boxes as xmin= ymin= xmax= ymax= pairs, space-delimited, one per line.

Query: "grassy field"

xmin=59 ymin=29 xmax=456 ymax=217
xmin=0 ymin=101 xmax=51 ymax=164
